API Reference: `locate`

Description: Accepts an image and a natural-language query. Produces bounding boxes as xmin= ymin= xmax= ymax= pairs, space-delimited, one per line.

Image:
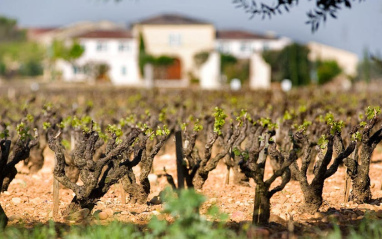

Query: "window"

xmin=121 ymin=66 xmax=127 ymax=76
xmin=168 ymin=33 xmax=182 ymax=46
xmin=73 ymin=65 xmax=82 ymax=75
xmin=218 ymin=43 xmax=230 ymax=54
xmin=217 ymin=43 xmax=224 ymax=52
xmin=240 ymin=42 xmax=251 ymax=53
xmin=96 ymin=41 xmax=107 ymax=52
xmin=118 ymin=42 xmax=130 ymax=52
xmin=262 ymin=43 xmax=270 ymax=51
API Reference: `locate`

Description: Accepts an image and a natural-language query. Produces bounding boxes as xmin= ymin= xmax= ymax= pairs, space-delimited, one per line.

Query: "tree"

xmin=0 ymin=15 xmax=25 ymax=43
xmin=263 ymin=43 xmax=310 ymax=86
xmin=233 ymin=0 xmax=365 ymax=32
xmin=356 ymin=52 xmax=382 ymax=82
xmin=0 ymin=121 xmax=38 ymax=228
xmin=0 ymin=16 xmax=44 ymax=78
xmin=238 ymin=118 xmax=300 ymax=225
xmin=290 ymin=128 xmax=355 ymax=213
xmin=220 ymin=53 xmax=250 ymax=84
xmin=0 ymin=42 xmax=45 ymax=78
xmin=50 ymin=40 xmax=84 ymax=63
xmin=343 ymin=107 xmax=382 ymax=203
xmin=48 ymin=40 xmax=84 ymax=81
xmin=316 ymin=59 xmax=342 ymax=85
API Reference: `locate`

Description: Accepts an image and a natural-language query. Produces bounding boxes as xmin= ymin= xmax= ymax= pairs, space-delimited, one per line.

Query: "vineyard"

xmin=2 ymin=84 xmax=382 ymax=238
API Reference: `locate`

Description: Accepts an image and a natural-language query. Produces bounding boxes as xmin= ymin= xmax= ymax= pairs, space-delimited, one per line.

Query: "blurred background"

xmin=0 ymin=0 xmax=381 ymax=90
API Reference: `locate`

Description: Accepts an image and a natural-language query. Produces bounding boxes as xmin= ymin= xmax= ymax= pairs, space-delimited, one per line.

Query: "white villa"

xmin=216 ymin=30 xmax=291 ymax=59
xmin=59 ymin=30 xmax=140 ymax=85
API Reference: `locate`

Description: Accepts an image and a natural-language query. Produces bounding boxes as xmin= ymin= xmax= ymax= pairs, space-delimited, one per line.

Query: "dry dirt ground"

xmin=2 ymin=146 xmax=382 ymax=237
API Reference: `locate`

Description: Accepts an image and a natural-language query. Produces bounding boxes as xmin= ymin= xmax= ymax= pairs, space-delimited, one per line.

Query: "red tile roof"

xmin=136 ymin=14 xmax=210 ymax=25
xmin=27 ymin=27 xmax=57 ymax=39
xmin=216 ymin=30 xmax=276 ymax=40
xmin=74 ymin=30 xmax=133 ymax=39
xmin=28 ymin=27 xmax=56 ymax=34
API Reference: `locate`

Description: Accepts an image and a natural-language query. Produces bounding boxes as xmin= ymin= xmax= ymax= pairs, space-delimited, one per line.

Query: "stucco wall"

xmin=250 ymin=53 xmax=271 ymax=90
xmin=133 ymin=24 xmax=215 ymax=80
xmin=200 ymin=51 xmax=221 ymax=90
xmin=60 ymin=38 xmax=141 ymax=85
xmin=308 ymin=42 xmax=359 ymax=76
xmin=216 ymin=37 xmax=291 ymax=59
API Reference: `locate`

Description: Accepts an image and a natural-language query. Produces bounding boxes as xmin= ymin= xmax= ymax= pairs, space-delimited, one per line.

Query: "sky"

xmin=0 ymin=0 xmax=381 ymax=58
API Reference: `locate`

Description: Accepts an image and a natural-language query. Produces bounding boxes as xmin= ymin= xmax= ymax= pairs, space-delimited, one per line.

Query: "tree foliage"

xmin=0 ymin=15 xmax=26 ymax=43
xmin=138 ymin=32 xmax=175 ymax=77
xmin=316 ymin=59 xmax=342 ymax=84
xmin=233 ymin=0 xmax=365 ymax=32
xmin=0 ymin=41 xmax=45 ymax=78
xmin=220 ymin=53 xmax=249 ymax=83
xmin=0 ymin=15 xmax=44 ymax=78
xmin=262 ymin=43 xmax=310 ymax=86
xmin=194 ymin=51 xmax=210 ymax=67
xmin=50 ymin=40 xmax=84 ymax=63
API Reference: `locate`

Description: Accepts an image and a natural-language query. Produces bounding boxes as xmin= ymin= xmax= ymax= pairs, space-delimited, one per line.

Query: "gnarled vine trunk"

xmin=0 ymin=204 xmax=7 ymax=229
xmin=346 ymin=144 xmax=373 ymax=203
xmin=253 ymin=185 xmax=271 ymax=225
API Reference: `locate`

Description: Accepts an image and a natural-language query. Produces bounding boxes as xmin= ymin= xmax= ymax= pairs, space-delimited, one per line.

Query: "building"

xmin=307 ymin=41 xmax=359 ymax=77
xmin=58 ymin=30 xmax=140 ymax=85
xmin=215 ymin=30 xmax=291 ymax=59
xmin=27 ymin=21 xmax=124 ymax=45
xmin=27 ymin=14 xmax=358 ymax=88
xmin=132 ymin=14 xmax=216 ymax=86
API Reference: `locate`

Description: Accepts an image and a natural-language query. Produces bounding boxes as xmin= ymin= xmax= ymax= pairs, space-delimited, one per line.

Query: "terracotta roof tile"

xmin=137 ymin=14 xmax=209 ymax=25
xmin=28 ymin=27 xmax=56 ymax=34
xmin=74 ymin=30 xmax=132 ymax=39
xmin=216 ymin=30 xmax=276 ymax=40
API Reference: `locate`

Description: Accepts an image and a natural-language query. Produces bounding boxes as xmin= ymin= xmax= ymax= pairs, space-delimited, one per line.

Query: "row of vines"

xmin=0 ymin=86 xmax=382 ymax=230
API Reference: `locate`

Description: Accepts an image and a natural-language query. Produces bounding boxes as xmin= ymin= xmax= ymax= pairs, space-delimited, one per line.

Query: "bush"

xmin=19 ymin=60 xmax=43 ymax=77
xmin=194 ymin=51 xmax=209 ymax=67
xmin=220 ymin=54 xmax=249 ymax=83
xmin=0 ymin=41 xmax=45 ymax=78
xmin=0 ymin=188 xmax=241 ymax=239
xmin=262 ymin=43 xmax=311 ymax=86
xmin=317 ymin=60 xmax=342 ymax=85
xmin=147 ymin=188 xmax=237 ymax=239
xmin=0 ymin=62 xmax=5 ymax=76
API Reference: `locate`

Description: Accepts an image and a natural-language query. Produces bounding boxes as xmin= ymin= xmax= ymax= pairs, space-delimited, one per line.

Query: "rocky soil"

xmin=2 ymin=146 xmax=382 ymax=237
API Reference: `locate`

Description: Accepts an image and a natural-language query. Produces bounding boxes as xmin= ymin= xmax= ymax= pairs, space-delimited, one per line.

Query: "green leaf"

xmin=283 ymin=111 xmax=293 ymax=120
xmin=26 ymin=114 xmax=34 ymax=122
xmin=43 ymin=122 xmax=51 ymax=130
xmin=318 ymin=135 xmax=328 ymax=149
xmin=61 ymin=139 xmax=70 ymax=150
xmin=232 ymin=147 xmax=241 ymax=156
xmin=297 ymin=120 xmax=312 ymax=131
xmin=298 ymin=105 xmax=307 ymax=113
xmin=366 ymin=106 xmax=381 ymax=120
xmin=330 ymin=120 xmax=344 ymax=135
xmin=181 ymin=122 xmax=187 ymax=131
xmin=193 ymin=119 xmax=203 ymax=132
xmin=213 ymin=107 xmax=227 ymax=135
xmin=0 ymin=127 xmax=9 ymax=139
xmin=352 ymin=131 xmax=362 ymax=142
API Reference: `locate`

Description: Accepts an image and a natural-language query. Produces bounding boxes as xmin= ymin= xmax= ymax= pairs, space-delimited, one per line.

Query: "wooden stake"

xmin=53 ymin=156 xmax=60 ymax=219
xmin=53 ymin=177 xmax=59 ymax=219
xmin=175 ymin=130 xmax=185 ymax=189
xmin=225 ymin=166 xmax=230 ymax=185
xmin=344 ymin=173 xmax=351 ymax=203
xmin=120 ymin=183 xmax=126 ymax=204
